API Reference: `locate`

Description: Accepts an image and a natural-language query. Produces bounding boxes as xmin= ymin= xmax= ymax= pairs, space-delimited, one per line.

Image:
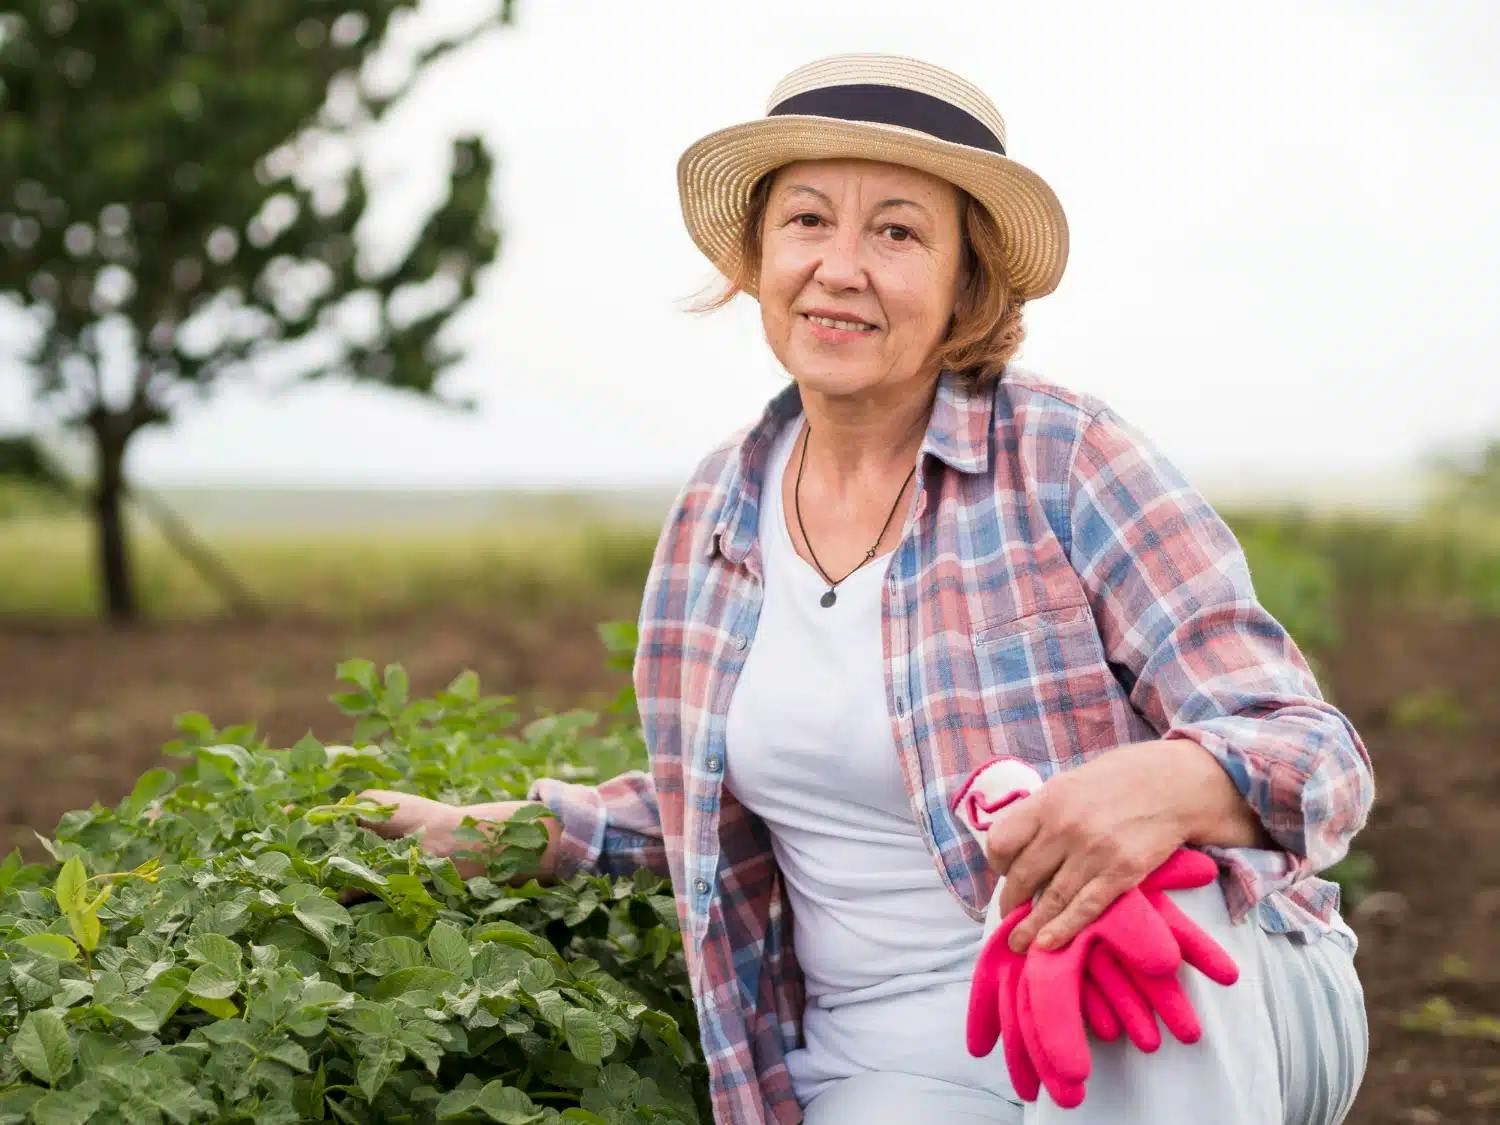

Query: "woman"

xmin=359 ymin=53 xmax=1373 ymax=1124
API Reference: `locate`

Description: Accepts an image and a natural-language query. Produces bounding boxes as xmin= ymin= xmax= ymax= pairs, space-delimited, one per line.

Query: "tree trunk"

xmin=92 ymin=420 xmax=136 ymax=623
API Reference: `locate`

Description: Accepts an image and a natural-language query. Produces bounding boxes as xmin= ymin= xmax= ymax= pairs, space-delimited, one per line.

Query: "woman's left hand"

xmin=986 ymin=740 xmax=1212 ymax=954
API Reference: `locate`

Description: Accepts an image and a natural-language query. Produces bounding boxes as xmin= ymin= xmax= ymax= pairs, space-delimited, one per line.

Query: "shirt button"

xmin=732 ymin=633 xmax=747 ymax=650
xmin=707 ymin=756 xmax=722 ymax=771
xmin=694 ymin=879 xmax=710 ymax=895
xmin=895 ymin=695 xmax=907 ymax=716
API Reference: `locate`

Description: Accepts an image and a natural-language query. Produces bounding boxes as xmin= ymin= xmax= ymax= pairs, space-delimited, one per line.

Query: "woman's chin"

xmin=787 ymin=357 xmax=883 ymax=391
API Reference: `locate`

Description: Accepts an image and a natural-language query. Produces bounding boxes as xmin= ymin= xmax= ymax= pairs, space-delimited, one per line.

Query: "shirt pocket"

xmin=970 ymin=600 xmax=1122 ymax=765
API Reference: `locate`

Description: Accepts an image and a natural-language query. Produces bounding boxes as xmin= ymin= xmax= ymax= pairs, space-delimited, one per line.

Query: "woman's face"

xmin=758 ymin=157 xmax=968 ymax=398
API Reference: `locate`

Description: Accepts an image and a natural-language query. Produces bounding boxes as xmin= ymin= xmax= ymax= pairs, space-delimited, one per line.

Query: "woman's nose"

xmin=812 ymin=224 xmax=868 ymax=290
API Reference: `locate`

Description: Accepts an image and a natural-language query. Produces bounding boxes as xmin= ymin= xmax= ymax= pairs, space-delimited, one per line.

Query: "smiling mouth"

xmin=801 ymin=313 xmax=878 ymax=332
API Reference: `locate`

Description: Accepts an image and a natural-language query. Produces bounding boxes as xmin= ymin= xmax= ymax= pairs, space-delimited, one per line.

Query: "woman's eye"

xmin=787 ymin=214 xmax=913 ymax=242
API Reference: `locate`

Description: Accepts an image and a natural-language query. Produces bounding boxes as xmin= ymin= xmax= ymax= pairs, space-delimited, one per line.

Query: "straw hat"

xmin=677 ymin=52 xmax=1069 ymax=301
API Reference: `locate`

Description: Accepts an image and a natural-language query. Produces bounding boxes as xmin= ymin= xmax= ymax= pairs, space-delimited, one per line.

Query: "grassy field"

xmin=0 ymin=510 xmax=662 ymax=620
xmin=5 ymin=486 xmax=1500 ymax=625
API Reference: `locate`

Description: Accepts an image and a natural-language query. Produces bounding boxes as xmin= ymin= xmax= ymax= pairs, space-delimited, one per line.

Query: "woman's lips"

xmin=801 ymin=313 xmax=879 ymax=343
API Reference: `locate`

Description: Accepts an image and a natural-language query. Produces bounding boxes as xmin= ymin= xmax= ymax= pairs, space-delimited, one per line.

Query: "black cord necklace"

xmin=793 ymin=421 xmax=917 ymax=608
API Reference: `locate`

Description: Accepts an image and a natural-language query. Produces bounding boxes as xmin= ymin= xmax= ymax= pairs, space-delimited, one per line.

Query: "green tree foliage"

xmin=0 ymin=1 xmax=513 ymax=620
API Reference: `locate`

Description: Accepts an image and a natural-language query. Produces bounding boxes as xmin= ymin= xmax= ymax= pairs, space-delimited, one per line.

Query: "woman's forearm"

xmin=1153 ymin=738 xmax=1277 ymax=850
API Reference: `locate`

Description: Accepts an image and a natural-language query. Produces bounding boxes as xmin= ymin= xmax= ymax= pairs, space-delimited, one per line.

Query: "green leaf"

xmin=185 ymin=962 xmax=238 ymax=1000
xmin=186 ymin=932 xmax=243 ymax=973
xmin=122 ymin=767 xmax=175 ymax=818
xmin=0 ymin=847 xmax=27 ymax=895
xmin=188 ymin=993 xmax=239 ymax=1018
xmin=341 ymin=1000 xmax=402 ymax=1038
xmin=54 ymin=857 xmax=87 ymax=913
xmin=253 ymin=851 xmax=294 ymax=879
xmin=293 ymin=893 xmax=352 ymax=950
xmin=383 ymin=664 xmax=409 ymax=710
xmin=296 ymin=1060 xmax=327 ymax=1121
xmin=379 ymin=872 xmax=441 ymax=926
xmin=331 ymin=691 xmax=372 ymax=715
xmin=445 ymin=669 xmax=480 ymax=702
xmin=13 ymin=1010 xmax=74 ymax=1085
xmin=473 ymin=920 xmax=553 ymax=957
xmin=0 ymin=1087 xmax=45 ymax=1120
xmin=263 ymin=1040 xmax=311 ymax=1072
xmin=173 ymin=711 xmax=215 ymax=738
xmin=435 ymin=1087 xmax=480 ymax=1117
xmin=141 ymin=966 xmax=189 ymax=1026
xmin=563 ymin=1008 xmax=606 ymax=1066
xmin=474 ymin=1082 xmax=543 ymax=1124
xmin=337 ymin=659 xmax=378 ymax=694
xmin=12 ymin=934 xmax=80 ymax=962
xmin=300 ymin=979 xmax=353 ymax=1010
xmin=371 ymin=966 xmax=461 ymax=1001
xmin=516 ymin=957 xmax=555 ymax=994
xmin=355 ymin=1038 xmax=405 ymax=1102
xmin=426 ymin=921 xmax=473 ymax=978
xmin=29 ymin=1085 xmax=99 ymax=1125
xmin=324 ymin=855 xmax=388 ymax=887
xmin=197 ymin=743 xmax=254 ymax=781
xmin=66 ymin=907 xmax=102 ymax=953
xmin=366 ymin=935 xmax=426 ymax=975
xmin=99 ymin=998 xmax=161 ymax=1032
xmin=9 ymin=954 xmax=61 ymax=1006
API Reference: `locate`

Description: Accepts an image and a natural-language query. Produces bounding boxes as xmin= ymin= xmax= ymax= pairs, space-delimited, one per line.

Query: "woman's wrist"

xmin=458 ymin=800 xmax=564 ymax=884
xmin=1154 ymin=738 xmax=1275 ymax=850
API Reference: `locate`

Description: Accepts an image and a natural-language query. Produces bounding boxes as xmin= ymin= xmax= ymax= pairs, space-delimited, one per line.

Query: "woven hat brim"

xmin=677 ymin=116 xmax=1069 ymax=301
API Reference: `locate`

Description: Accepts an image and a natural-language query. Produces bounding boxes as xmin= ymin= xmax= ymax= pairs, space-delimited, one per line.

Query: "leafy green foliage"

xmin=0 ymin=621 xmax=708 ymax=1123
xmin=1322 ymin=849 xmax=1376 ymax=909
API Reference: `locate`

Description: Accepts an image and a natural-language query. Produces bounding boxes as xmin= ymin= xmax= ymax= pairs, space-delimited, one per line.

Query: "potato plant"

xmin=0 ymin=624 xmax=708 ymax=1124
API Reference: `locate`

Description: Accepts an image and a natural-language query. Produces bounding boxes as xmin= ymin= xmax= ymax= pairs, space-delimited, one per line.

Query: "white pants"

xmin=800 ymin=884 xmax=1369 ymax=1125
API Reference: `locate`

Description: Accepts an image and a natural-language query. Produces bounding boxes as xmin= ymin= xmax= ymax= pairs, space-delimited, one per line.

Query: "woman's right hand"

xmin=344 ymin=789 xmax=562 ymax=904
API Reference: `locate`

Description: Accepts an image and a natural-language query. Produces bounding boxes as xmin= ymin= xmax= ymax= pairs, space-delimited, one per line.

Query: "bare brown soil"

xmin=1 ymin=593 xmax=1496 ymax=1122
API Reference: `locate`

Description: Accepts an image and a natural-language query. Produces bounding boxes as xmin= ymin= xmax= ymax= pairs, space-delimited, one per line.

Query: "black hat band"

xmin=768 ymin=83 xmax=1005 ymax=156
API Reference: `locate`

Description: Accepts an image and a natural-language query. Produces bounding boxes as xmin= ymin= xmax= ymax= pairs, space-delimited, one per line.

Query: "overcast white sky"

xmin=4 ymin=0 xmax=1498 ymax=495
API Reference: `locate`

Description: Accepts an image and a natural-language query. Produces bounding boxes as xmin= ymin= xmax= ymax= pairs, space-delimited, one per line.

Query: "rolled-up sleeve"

xmin=526 ymin=770 xmax=669 ymax=881
xmin=1065 ymin=405 xmax=1375 ymax=919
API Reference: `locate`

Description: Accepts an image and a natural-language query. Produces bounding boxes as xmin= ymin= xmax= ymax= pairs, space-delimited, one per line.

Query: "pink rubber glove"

xmin=952 ymin=757 xmax=1125 ymax=1102
xmin=1021 ymin=848 xmax=1242 ymax=1101
xmin=1076 ymin=849 xmax=1242 ymax=1055
xmin=951 ymin=756 xmax=1242 ymax=1110
xmin=1014 ymin=874 xmax=1184 ymax=1094
xmin=967 ymin=900 xmax=1043 ymax=1099
xmin=1074 ymin=848 xmax=1241 ymax=1053
xmin=1137 ymin=849 xmax=1241 ymax=988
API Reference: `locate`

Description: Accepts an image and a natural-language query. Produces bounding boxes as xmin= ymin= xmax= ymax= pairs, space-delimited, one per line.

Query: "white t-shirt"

xmin=724 ymin=409 xmax=1015 ymax=1107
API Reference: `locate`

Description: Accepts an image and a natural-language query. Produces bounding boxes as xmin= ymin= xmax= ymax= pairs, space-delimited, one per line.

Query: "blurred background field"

xmin=6 ymin=479 xmax=1500 ymax=621
xmin=0 ymin=486 xmax=670 ymax=619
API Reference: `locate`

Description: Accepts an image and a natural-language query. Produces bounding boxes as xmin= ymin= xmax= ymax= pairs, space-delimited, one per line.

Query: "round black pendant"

xmin=820 ymin=589 xmax=837 ymax=608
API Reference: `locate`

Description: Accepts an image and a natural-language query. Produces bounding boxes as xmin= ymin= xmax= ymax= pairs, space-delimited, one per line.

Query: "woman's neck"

xmin=796 ymin=375 xmax=937 ymax=499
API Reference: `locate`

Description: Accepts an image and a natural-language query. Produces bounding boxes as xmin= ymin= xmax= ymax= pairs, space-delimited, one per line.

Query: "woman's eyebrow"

xmin=779 ymin=184 xmax=931 ymax=217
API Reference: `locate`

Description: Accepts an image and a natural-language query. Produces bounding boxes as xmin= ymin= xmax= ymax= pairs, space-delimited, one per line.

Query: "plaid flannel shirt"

xmin=529 ymin=365 xmax=1375 ymax=1125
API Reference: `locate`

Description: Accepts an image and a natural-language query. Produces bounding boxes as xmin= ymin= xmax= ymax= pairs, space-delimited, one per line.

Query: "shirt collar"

xmin=707 ymin=368 xmax=994 ymax=564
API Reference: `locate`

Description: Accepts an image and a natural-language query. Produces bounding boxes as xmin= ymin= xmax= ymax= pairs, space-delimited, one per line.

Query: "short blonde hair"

xmin=685 ymin=169 xmax=1026 ymax=393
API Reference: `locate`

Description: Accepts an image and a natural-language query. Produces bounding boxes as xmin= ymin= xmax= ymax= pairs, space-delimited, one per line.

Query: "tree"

xmin=0 ymin=1 xmax=512 ymax=621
